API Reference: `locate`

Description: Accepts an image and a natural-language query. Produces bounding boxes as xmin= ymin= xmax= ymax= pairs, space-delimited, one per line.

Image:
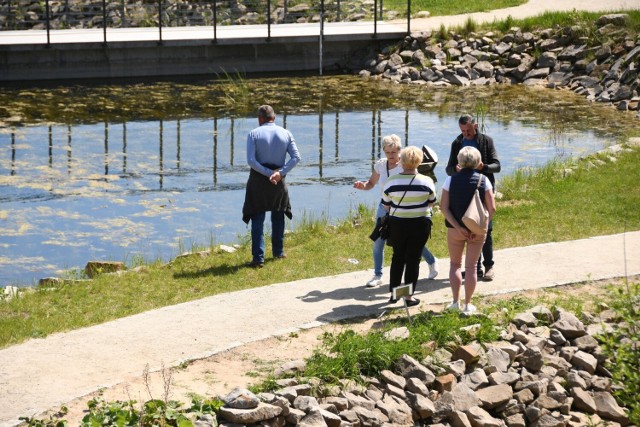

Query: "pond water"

xmin=0 ymin=77 xmax=632 ymax=287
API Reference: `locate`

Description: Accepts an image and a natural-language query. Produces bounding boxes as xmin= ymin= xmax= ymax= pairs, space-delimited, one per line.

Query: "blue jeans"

xmin=372 ymin=204 xmax=387 ymax=277
xmin=422 ymin=245 xmax=435 ymax=265
xmin=251 ymin=211 xmax=285 ymax=263
xmin=372 ymin=203 xmax=435 ymax=277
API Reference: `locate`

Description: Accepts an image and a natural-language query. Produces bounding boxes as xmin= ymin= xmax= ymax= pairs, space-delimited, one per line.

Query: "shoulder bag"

xmin=462 ymin=175 xmax=490 ymax=235
xmin=369 ymin=175 xmax=415 ymax=242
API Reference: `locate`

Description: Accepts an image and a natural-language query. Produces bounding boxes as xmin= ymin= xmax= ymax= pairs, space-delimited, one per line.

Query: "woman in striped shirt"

xmin=381 ymin=146 xmax=437 ymax=307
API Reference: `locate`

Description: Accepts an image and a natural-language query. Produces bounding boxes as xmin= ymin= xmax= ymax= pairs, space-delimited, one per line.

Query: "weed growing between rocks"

xmin=20 ymin=363 xmax=225 ymax=427
xmin=297 ymin=310 xmax=501 ymax=384
xmin=598 ymin=281 xmax=640 ymax=425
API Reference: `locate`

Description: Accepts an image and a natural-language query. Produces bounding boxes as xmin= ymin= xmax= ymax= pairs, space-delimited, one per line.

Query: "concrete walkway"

xmin=403 ymin=0 xmax=638 ymax=31
xmin=1 ymin=231 xmax=639 ymax=426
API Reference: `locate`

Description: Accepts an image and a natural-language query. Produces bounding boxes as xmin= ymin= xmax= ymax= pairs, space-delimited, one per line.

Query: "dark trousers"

xmin=388 ymin=216 xmax=431 ymax=295
xmin=477 ymin=219 xmax=494 ymax=272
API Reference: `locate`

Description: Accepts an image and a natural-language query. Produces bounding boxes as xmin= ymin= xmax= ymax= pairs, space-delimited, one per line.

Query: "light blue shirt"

xmin=247 ymin=122 xmax=301 ymax=177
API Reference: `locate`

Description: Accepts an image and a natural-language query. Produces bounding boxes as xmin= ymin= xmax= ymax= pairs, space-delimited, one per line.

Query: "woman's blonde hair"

xmin=400 ymin=146 xmax=423 ymax=170
xmin=457 ymin=146 xmax=482 ymax=169
xmin=382 ymin=134 xmax=402 ymax=151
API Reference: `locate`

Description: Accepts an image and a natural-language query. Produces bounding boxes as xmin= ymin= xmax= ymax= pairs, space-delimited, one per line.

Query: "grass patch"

xmin=302 ymin=310 xmax=501 ymax=384
xmin=384 ymin=0 xmax=527 ymax=18
xmin=496 ymin=149 xmax=640 ymax=247
xmin=490 ymin=9 xmax=640 ymax=39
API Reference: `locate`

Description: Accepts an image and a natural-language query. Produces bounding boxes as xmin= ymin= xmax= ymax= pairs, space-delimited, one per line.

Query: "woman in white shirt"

xmin=354 ymin=134 xmax=403 ymax=288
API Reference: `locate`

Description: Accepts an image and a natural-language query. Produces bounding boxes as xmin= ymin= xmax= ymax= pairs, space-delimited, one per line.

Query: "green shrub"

xmin=598 ymin=282 xmax=640 ymax=425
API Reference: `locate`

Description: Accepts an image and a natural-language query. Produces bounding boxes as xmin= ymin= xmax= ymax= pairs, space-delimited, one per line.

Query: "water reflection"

xmin=0 ymin=79 xmax=630 ymax=287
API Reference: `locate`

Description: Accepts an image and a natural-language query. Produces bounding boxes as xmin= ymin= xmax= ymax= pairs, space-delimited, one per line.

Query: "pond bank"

xmin=358 ymin=12 xmax=640 ymax=117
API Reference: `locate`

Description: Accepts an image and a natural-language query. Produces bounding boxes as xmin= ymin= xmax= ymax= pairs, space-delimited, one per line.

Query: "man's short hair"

xmin=458 ymin=114 xmax=476 ymax=125
xmin=258 ymin=105 xmax=276 ymax=121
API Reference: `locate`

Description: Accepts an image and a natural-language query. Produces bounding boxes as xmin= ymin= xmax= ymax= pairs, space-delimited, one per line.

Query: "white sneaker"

xmin=463 ymin=303 xmax=477 ymax=314
xmin=427 ymin=257 xmax=439 ymax=279
xmin=445 ymin=301 xmax=460 ymax=311
xmin=366 ymin=275 xmax=383 ymax=288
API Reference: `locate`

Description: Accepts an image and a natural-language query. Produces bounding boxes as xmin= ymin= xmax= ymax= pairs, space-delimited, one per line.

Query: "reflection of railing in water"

xmin=104 ymin=121 xmax=109 ymax=176
xmin=10 ymin=131 xmax=15 ymax=176
xmin=159 ymin=119 xmax=164 ymax=188
xmin=3 ymin=109 xmax=423 ymax=189
xmin=213 ymin=116 xmax=217 ymax=187
xmin=123 ymin=122 xmax=127 ymax=175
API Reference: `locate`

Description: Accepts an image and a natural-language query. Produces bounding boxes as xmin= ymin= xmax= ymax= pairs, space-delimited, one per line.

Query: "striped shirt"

xmin=381 ymin=173 xmax=437 ymax=218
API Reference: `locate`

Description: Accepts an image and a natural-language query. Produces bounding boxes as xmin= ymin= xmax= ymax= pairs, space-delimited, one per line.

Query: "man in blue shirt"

xmin=445 ymin=114 xmax=500 ymax=280
xmin=242 ymin=105 xmax=301 ymax=268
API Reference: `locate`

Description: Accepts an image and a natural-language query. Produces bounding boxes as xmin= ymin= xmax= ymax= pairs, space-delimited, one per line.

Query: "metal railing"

xmin=0 ymin=0 xmax=412 ymax=45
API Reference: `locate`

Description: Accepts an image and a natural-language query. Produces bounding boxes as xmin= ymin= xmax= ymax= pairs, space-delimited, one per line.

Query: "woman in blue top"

xmin=440 ymin=146 xmax=496 ymax=314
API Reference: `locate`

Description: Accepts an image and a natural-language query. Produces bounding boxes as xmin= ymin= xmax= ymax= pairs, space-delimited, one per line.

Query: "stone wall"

xmin=357 ymin=14 xmax=640 ymax=116
xmin=0 ymin=0 xmax=380 ymax=30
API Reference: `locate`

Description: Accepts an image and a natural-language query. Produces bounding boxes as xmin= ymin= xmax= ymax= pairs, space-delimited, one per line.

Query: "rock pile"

xmin=0 ymin=0 xmax=379 ymax=31
xmin=209 ymin=304 xmax=633 ymax=427
xmin=358 ymin=14 xmax=640 ymax=115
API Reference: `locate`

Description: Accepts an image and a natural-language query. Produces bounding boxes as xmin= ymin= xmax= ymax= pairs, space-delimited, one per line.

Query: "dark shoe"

xmin=388 ymin=296 xmax=398 ymax=304
xmin=247 ymin=260 xmax=264 ymax=268
xmin=405 ymin=298 xmax=420 ymax=307
xmin=274 ymin=253 xmax=287 ymax=259
xmin=462 ymin=270 xmax=483 ymax=279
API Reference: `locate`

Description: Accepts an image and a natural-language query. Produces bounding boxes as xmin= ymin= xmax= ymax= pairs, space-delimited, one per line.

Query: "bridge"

xmin=0 ymin=16 xmax=410 ymax=82
xmin=1 ymin=0 xmax=635 ymax=83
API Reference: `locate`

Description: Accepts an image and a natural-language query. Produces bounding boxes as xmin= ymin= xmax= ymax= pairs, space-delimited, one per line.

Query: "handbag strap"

xmin=469 ymin=174 xmax=485 ymax=208
xmin=470 ymin=173 xmax=484 ymax=201
xmin=390 ymin=175 xmax=416 ymax=216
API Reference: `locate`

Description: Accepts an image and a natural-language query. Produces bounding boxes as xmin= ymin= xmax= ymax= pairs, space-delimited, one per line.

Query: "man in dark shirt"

xmin=445 ymin=114 xmax=500 ymax=280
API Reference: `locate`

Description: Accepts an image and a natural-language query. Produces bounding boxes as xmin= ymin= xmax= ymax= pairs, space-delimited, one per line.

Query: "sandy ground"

xmin=51 ymin=275 xmax=639 ymax=424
